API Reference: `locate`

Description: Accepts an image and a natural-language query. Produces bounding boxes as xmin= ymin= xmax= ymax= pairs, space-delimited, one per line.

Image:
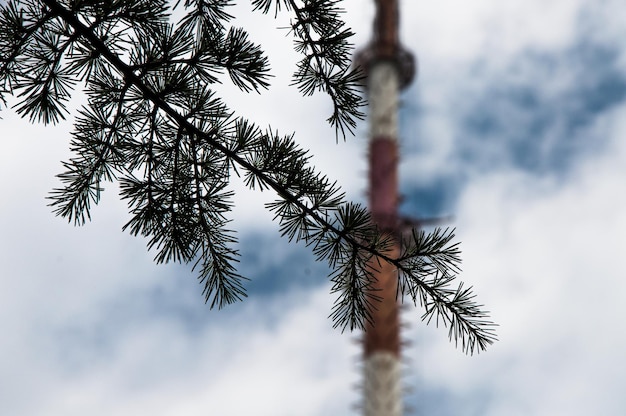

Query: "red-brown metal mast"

xmin=355 ymin=1 xmax=415 ymax=415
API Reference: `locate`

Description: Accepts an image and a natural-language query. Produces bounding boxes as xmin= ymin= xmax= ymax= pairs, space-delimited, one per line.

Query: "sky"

xmin=2 ymin=0 xmax=626 ymax=415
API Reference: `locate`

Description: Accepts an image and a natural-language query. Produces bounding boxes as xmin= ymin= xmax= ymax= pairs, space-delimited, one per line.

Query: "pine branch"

xmin=0 ymin=0 xmax=497 ymax=353
xmin=0 ymin=1 xmax=56 ymax=106
xmin=252 ymin=0 xmax=366 ymax=139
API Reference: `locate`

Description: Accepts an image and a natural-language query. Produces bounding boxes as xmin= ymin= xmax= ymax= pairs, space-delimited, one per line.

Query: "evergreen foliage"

xmin=0 ymin=0 xmax=496 ymax=353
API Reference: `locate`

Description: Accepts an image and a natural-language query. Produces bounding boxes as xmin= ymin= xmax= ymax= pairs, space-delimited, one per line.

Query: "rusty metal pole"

xmin=355 ymin=1 xmax=415 ymax=415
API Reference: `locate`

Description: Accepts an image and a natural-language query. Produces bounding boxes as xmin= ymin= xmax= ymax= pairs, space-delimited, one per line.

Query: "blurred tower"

xmin=355 ymin=1 xmax=415 ymax=415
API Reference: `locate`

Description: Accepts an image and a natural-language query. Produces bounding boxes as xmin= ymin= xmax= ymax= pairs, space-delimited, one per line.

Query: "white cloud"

xmin=2 ymin=274 xmax=359 ymax=415
xmin=403 ymin=0 xmax=584 ymax=64
xmin=397 ymin=0 xmax=626 ymax=187
xmin=405 ymin=101 xmax=626 ymax=414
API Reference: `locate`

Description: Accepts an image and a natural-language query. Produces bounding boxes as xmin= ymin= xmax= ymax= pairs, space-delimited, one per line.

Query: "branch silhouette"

xmin=0 ymin=0 xmax=496 ymax=354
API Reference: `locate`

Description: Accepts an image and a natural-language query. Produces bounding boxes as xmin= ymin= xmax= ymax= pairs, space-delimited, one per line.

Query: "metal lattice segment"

xmin=363 ymin=242 xmax=401 ymax=357
xmin=355 ymin=45 xmax=416 ymax=90
xmin=369 ymin=139 xmax=399 ymax=232
xmin=363 ymin=352 xmax=404 ymax=416
xmin=368 ymin=62 xmax=400 ymax=140
xmin=353 ymin=0 xmax=416 ymax=89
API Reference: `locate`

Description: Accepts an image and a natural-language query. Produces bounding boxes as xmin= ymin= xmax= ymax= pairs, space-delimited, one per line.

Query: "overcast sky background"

xmin=2 ymin=1 xmax=626 ymax=415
